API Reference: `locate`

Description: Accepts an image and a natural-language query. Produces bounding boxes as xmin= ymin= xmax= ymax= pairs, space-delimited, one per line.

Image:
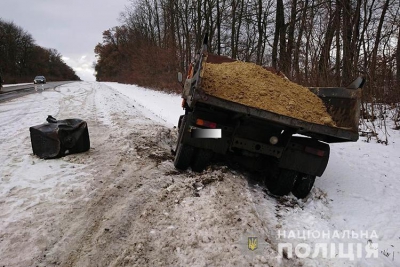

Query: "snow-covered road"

xmin=0 ymin=81 xmax=399 ymax=266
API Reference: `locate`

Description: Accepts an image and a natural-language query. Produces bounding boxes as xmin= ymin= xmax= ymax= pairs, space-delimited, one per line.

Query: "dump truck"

xmin=174 ymin=36 xmax=364 ymax=198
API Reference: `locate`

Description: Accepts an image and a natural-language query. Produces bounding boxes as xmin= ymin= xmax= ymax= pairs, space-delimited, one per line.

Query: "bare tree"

xmin=397 ymin=26 xmax=400 ymax=89
xmin=272 ymin=0 xmax=284 ymax=70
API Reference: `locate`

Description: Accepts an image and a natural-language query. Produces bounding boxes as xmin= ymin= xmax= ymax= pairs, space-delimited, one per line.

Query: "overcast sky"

xmin=1 ymin=0 xmax=129 ymax=81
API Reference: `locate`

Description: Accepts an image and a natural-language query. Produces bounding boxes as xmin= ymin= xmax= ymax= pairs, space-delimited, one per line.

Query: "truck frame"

xmin=174 ymin=37 xmax=364 ymax=198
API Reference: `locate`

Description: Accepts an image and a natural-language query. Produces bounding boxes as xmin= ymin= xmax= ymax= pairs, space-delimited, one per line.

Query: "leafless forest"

xmin=95 ymin=0 xmax=399 ymax=100
xmin=0 ymin=19 xmax=80 ymax=83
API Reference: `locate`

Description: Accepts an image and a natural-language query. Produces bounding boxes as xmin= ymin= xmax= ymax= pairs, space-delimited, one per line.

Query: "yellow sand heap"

xmin=201 ymin=61 xmax=335 ymax=126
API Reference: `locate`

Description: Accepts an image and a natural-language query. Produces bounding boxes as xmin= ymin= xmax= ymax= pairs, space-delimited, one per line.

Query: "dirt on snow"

xmin=0 ymin=82 xmax=311 ymax=267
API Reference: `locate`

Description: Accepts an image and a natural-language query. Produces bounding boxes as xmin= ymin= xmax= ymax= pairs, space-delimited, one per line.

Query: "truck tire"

xmin=191 ymin=148 xmax=214 ymax=172
xmin=292 ymin=174 xmax=316 ymax=199
xmin=265 ymin=169 xmax=297 ymax=196
xmin=174 ymin=143 xmax=194 ymax=170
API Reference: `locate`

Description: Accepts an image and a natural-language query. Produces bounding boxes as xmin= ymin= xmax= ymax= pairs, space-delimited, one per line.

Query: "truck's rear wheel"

xmin=174 ymin=143 xmax=194 ymax=170
xmin=265 ymin=169 xmax=297 ymax=196
xmin=292 ymin=174 xmax=316 ymax=199
xmin=191 ymin=148 xmax=214 ymax=172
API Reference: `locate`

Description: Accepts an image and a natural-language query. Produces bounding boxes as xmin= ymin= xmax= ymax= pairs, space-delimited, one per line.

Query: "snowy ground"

xmin=0 ymin=81 xmax=399 ymax=266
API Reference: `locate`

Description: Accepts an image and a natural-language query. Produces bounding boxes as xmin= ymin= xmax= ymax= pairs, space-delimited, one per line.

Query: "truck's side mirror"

xmin=177 ymin=72 xmax=183 ymax=83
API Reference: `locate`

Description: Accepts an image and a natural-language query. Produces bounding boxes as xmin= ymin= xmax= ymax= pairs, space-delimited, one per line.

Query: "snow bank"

xmin=102 ymin=82 xmax=184 ymax=127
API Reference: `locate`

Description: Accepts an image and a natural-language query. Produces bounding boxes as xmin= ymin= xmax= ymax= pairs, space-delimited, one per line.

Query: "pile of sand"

xmin=201 ymin=61 xmax=335 ymax=126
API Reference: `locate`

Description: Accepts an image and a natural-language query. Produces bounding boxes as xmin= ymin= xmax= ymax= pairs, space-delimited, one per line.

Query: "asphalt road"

xmin=0 ymin=81 xmax=74 ymax=103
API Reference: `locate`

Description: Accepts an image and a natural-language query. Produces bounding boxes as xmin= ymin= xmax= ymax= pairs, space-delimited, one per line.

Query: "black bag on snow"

xmin=29 ymin=115 xmax=90 ymax=159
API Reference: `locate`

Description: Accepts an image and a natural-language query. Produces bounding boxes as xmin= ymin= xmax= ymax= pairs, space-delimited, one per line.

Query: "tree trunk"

xmin=341 ymin=0 xmax=353 ymax=86
xmin=256 ymin=0 xmax=263 ymax=64
xmin=370 ymin=0 xmax=389 ymax=96
xmin=234 ymin=0 xmax=244 ymax=58
xmin=350 ymin=0 xmax=361 ymax=79
xmin=217 ymin=0 xmax=221 ymax=55
xmin=286 ymin=0 xmax=298 ymax=77
xmin=272 ymin=0 xmax=284 ymax=70
xmin=397 ymin=27 xmax=400 ymax=88
xmin=231 ymin=0 xmax=237 ymax=58
xmin=335 ymin=0 xmax=341 ymax=83
xmin=294 ymin=0 xmax=308 ymax=83
xmin=318 ymin=0 xmax=336 ymax=86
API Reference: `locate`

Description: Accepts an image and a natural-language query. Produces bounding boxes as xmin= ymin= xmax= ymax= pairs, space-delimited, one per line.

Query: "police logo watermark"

xmin=237 ymin=230 xmax=266 ymax=256
xmin=248 ymin=237 xmax=258 ymax=251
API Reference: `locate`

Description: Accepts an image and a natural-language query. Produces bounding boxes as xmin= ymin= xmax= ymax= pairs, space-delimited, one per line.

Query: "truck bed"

xmin=183 ymin=45 xmax=362 ymax=143
xmin=189 ymin=85 xmax=361 ymax=143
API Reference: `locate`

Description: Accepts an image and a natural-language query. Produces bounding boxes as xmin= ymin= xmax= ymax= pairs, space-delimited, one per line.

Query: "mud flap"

xmin=29 ymin=116 xmax=90 ymax=159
